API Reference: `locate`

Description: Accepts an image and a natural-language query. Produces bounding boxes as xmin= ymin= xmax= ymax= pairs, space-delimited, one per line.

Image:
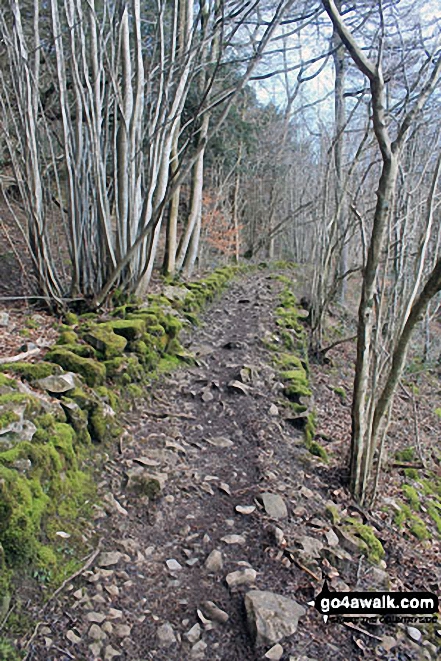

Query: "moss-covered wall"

xmin=0 ymin=265 xmax=241 ymax=606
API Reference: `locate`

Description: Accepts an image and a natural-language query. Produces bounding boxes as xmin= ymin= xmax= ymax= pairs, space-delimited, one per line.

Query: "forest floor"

xmin=1 ymin=268 xmax=441 ymax=661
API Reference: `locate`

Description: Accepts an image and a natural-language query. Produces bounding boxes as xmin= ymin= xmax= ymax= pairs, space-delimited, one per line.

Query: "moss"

xmin=309 ymin=441 xmax=329 ymax=462
xmin=0 ymin=392 xmax=39 ymax=417
xmin=275 ymin=353 xmax=306 ymax=371
xmin=0 ymin=637 xmax=21 ymax=661
xmin=46 ymin=349 xmax=105 ymax=387
xmin=0 ymin=374 xmax=17 ymax=389
xmin=105 ymin=319 xmax=146 ymax=341
xmin=395 ymin=447 xmax=415 ymax=462
xmin=83 ymin=325 xmax=127 ymax=358
xmin=402 ymin=484 xmax=420 ymax=510
xmin=282 ymin=370 xmax=312 ymax=399
xmin=55 ymin=343 xmax=97 ymax=358
xmin=435 ymin=408 xmax=441 ymax=418
xmin=326 ymin=503 xmax=341 ymax=525
xmin=183 ymin=311 xmax=200 ymax=326
xmin=394 ymin=502 xmax=430 ymax=540
xmin=404 ymin=468 xmax=419 ymax=480
xmin=427 ymin=502 xmax=441 ymax=535
xmin=0 ymin=361 xmax=59 ymax=381
xmin=56 ymin=330 xmax=78 ymax=345
xmin=94 ymin=386 xmax=119 ymax=413
xmin=345 ymin=518 xmax=385 ymax=563
xmin=64 ymin=312 xmax=79 ymax=326
xmin=333 ymin=386 xmax=346 ymax=401
xmin=408 ymin=517 xmax=430 ymax=540
xmin=126 ymin=384 xmax=144 ymax=398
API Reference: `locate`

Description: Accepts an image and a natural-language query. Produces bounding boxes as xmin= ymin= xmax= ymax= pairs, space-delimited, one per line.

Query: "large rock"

xmin=36 ymin=372 xmax=77 ymax=393
xmin=245 ymin=590 xmax=306 ymax=646
xmin=258 ymin=493 xmax=288 ymax=520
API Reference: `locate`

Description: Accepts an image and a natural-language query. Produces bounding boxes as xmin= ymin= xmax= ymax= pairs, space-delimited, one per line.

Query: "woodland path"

xmin=25 ymin=271 xmax=426 ymax=661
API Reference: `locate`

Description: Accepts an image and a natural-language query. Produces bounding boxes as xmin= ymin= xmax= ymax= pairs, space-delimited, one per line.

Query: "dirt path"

xmin=24 ymin=271 xmax=433 ymax=661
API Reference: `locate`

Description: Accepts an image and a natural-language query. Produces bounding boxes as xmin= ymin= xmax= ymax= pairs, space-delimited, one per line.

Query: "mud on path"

xmin=25 ymin=271 xmax=413 ymax=661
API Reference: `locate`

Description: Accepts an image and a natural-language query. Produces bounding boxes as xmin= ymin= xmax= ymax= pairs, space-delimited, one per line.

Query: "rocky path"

xmin=26 ymin=271 xmax=435 ymax=661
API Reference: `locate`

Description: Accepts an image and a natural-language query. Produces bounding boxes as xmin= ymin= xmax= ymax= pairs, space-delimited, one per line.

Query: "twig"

xmin=0 ymin=601 xmax=15 ymax=632
xmin=392 ymin=462 xmax=424 ymax=469
xmin=143 ymin=409 xmax=196 ymax=419
xmin=318 ymin=334 xmax=357 ymax=357
xmin=341 ymin=620 xmax=383 ymax=640
xmin=23 ymin=621 xmax=48 ymax=659
xmin=286 ymin=552 xmax=322 ymax=581
xmin=0 ymin=347 xmax=41 ymax=364
xmin=41 ymin=538 xmax=103 ymax=613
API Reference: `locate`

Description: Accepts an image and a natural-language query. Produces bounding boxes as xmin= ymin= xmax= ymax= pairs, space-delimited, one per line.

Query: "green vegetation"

xmin=395 ymin=447 xmax=415 ymax=462
xmin=394 ymin=502 xmax=430 ymax=541
xmin=0 ymin=361 xmax=59 ymax=381
xmin=402 ymin=484 xmax=421 ymax=510
xmin=345 ymin=518 xmax=385 ymax=563
xmin=333 ymin=385 xmax=346 ymax=401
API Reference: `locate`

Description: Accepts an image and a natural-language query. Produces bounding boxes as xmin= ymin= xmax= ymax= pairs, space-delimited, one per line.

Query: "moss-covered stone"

xmin=0 ymin=361 xmax=59 ymax=381
xmin=105 ymin=319 xmax=146 ymax=341
xmin=345 ymin=518 xmax=385 ymax=563
xmin=56 ymin=330 xmax=78 ymax=345
xmin=46 ymin=349 xmax=105 ymax=387
xmin=83 ymin=325 xmax=127 ymax=359
xmin=63 ymin=312 xmax=79 ymax=326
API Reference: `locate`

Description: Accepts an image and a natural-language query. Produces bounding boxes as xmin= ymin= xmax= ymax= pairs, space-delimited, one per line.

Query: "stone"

xmin=166 ymin=558 xmax=183 ymax=571
xmin=356 ymin=566 xmax=390 ymax=591
xmin=322 ymin=546 xmax=353 ymax=571
xmin=0 ymin=312 xmax=10 ymax=327
xmin=88 ymin=623 xmax=106 ymax=641
xmin=407 ymin=626 xmax=422 ymax=643
xmin=89 ymin=642 xmax=103 ymax=657
xmin=226 ymin=568 xmax=257 ymax=589
xmin=205 ymin=550 xmax=223 ymax=572
xmin=126 ymin=468 xmax=166 ymax=498
xmin=98 ymin=551 xmax=123 ymax=567
xmin=66 ymin=630 xmax=82 ymax=645
xmin=235 ymin=505 xmax=256 ymax=515
xmin=269 ymin=404 xmax=279 ymax=416
xmin=245 ymin=590 xmax=306 ymax=646
xmin=36 ymin=372 xmax=77 ymax=393
xmin=335 ymin=527 xmax=362 ymax=554
xmin=191 ymin=639 xmax=207 ymax=658
xmin=114 ymin=624 xmax=131 ymax=638
xmin=325 ymin=529 xmax=339 ymax=547
xmin=221 ymin=534 xmax=246 ymax=545
xmin=296 ymin=535 xmax=324 ymax=559
xmin=258 ymin=493 xmax=288 ymax=519
xmin=164 ymin=285 xmax=189 ymax=302
xmin=185 ymin=623 xmax=201 ymax=644
xmin=265 ymin=643 xmax=284 ymax=660
xmin=205 ymin=436 xmax=234 ymax=448
xmin=201 ymin=601 xmax=229 ymax=624
xmin=104 ymin=645 xmax=121 ymax=660
xmin=157 ymin=622 xmax=177 ymax=647
xmin=86 ymin=611 xmax=107 ymax=623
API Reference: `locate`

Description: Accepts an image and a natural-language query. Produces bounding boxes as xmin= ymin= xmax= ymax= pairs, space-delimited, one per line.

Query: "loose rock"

xmin=407 ymin=626 xmax=422 ymax=643
xmin=185 ymin=623 xmax=201 ymax=644
xmin=245 ymin=590 xmax=306 ymax=646
xmin=265 ymin=643 xmax=284 ymax=660
xmin=157 ymin=622 xmax=177 ymax=647
xmin=205 ymin=550 xmax=223 ymax=572
xmin=191 ymin=639 xmax=207 ymax=658
xmin=98 ymin=551 xmax=123 ymax=567
xmin=201 ymin=601 xmax=229 ymax=624
xmin=226 ymin=568 xmax=257 ymax=589
xmin=258 ymin=493 xmax=288 ymax=519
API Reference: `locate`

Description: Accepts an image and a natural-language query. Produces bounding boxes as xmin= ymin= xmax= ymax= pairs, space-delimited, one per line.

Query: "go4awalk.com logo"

xmin=309 ymin=582 xmax=439 ymax=624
